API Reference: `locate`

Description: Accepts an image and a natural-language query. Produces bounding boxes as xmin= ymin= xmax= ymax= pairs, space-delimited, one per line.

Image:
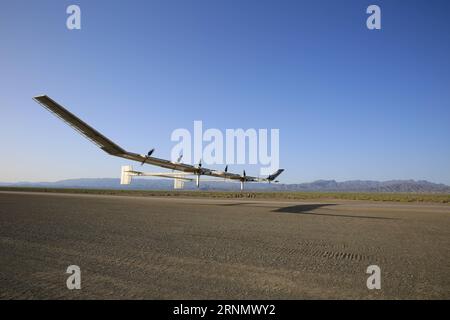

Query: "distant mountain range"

xmin=1 ymin=178 xmax=450 ymax=193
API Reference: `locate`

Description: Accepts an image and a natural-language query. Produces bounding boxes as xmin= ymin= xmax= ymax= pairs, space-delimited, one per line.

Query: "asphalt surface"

xmin=0 ymin=191 xmax=449 ymax=299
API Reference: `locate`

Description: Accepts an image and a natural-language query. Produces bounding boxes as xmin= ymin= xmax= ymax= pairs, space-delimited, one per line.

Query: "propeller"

xmin=240 ymin=170 xmax=247 ymax=191
xmin=172 ymin=153 xmax=183 ymax=172
xmin=193 ymin=159 xmax=202 ymax=176
xmin=141 ymin=148 xmax=155 ymax=166
xmin=196 ymin=159 xmax=202 ymax=188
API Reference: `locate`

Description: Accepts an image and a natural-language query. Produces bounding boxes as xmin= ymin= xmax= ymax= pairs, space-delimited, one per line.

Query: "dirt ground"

xmin=0 ymin=191 xmax=449 ymax=299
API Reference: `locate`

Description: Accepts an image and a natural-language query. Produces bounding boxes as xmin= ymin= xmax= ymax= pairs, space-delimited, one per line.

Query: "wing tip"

xmin=33 ymin=94 xmax=48 ymax=100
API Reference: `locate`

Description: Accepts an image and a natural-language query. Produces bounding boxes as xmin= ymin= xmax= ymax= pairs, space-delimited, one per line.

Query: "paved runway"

xmin=0 ymin=191 xmax=449 ymax=299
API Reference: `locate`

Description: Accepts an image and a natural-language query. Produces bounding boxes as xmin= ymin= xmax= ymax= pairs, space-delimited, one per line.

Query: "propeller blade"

xmin=141 ymin=148 xmax=155 ymax=166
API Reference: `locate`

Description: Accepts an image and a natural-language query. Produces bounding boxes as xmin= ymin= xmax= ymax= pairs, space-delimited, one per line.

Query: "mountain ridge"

xmin=1 ymin=178 xmax=450 ymax=193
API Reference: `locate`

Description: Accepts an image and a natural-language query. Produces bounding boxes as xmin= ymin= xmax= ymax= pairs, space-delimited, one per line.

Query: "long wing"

xmin=208 ymin=169 xmax=284 ymax=182
xmin=207 ymin=170 xmax=258 ymax=182
xmin=33 ymin=95 xmax=284 ymax=183
xmin=33 ymin=95 xmax=201 ymax=173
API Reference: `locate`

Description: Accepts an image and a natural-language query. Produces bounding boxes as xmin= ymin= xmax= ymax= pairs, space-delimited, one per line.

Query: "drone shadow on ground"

xmin=194 ymin=202 xmax=398 ymax=220
xmin=273 ymin=204 xmax=398 ymax=220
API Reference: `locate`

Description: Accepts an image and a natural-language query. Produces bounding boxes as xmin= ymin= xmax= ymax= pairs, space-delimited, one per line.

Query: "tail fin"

xmin=267 ymin=169 xmax=284 ymax=182
xmin=173 ymin=175 xmax=185 ymax=189
xmin=120 ymin=165 xmax=133 ymax=185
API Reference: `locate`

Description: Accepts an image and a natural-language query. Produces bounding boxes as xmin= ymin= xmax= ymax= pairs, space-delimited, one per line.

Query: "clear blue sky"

xmin=1 ymin=0 xmax=449 ymax=184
